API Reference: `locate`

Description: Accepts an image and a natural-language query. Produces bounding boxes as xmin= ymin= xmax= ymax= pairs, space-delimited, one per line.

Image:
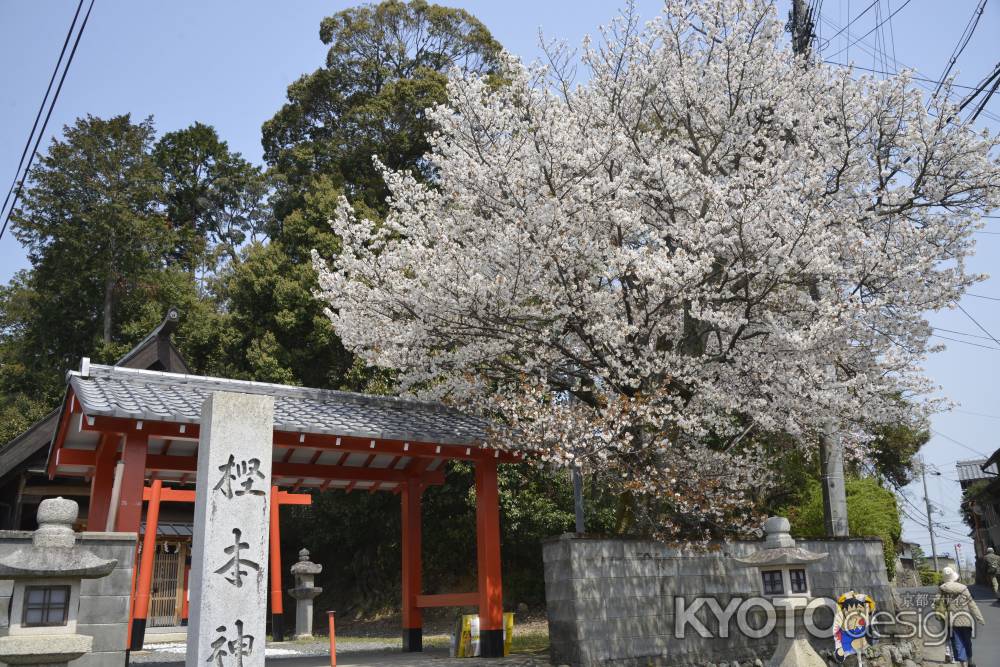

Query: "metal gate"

xmin=147 ymin=542 xmax=187 ymax=627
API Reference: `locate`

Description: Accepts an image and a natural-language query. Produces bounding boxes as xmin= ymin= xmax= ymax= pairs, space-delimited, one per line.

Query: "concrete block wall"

xmin=0 ymin=530 xmax=137 ymax=667
xmin=543 ymin=535 xmax=892 ymax=667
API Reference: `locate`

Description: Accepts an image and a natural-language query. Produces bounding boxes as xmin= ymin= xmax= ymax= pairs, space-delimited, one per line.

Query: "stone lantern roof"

xmin=733 ymin=517 xmax=828 ymax=568
xmin=0 ymin=497 xmax=117 ymax=579
xmin=290 ymin=548 xmax=322 ymax=576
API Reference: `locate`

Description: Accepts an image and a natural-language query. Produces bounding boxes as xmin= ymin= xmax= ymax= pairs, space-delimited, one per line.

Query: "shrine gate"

xmin=44 ymin=361 xmax=521 ymax=657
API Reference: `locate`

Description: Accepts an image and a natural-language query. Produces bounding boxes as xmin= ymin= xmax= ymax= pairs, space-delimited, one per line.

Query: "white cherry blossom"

xmin=314 ymin=0 xmax=1000 ymax=535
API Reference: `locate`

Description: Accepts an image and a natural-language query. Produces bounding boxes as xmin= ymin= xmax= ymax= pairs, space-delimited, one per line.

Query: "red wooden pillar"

xmin=475 ymin=458 xmax=504 ymax=658
xmin=269 ymin=486 xmax=286 ymax=641
xmin=130 ymin=480 xmax=161 ymax=650
xmin=115 ymin=433 xmax=148 ymax=532
xmin=88 ymin=433 xmax=118 ymax=531
xmin=401 ymin=476 xmax=423 ymax=651
xmin=181 ymin=561 xmax=190 ymax=625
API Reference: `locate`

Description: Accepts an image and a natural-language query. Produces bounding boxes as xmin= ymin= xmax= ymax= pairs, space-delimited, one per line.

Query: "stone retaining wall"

xmin=543 ymin=534 xmax=892 ymax=667
xmin=0 ymin=530 xmax=137 ymax=667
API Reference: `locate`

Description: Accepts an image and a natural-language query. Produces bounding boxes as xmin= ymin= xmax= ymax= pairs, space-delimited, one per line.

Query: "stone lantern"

xmin=288 ymin=549 xmax=323 ymax=640
xmin=734 ymin=516 xmax=828 ymax=667
xmin=0 ymin=497 xmax=116 ymax=666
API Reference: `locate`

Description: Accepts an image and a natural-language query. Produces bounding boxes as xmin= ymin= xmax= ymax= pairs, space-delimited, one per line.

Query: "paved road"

xmin=131 ymin=646 xmax=543 ymax=667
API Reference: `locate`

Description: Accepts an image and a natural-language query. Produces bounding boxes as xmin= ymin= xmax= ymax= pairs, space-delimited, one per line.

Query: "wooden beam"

xmin=46 ymin=390 xmax=78 ymax=480
xmin=78 ymin=415 xmax=522 ymax=463
xmin=53 ymin=449 xmax=445 ymax=487
xmin=415 ymin=593 xmax=479 ymax=608
xmin=21 ymin=484 xmax=91 ymax=497
xmin=80 ymin=415 xmax=200 ymax=440
xmin=273 ymin=432 xmax=519 ymax=463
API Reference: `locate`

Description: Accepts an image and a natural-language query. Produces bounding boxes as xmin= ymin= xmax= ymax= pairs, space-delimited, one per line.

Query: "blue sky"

xmin=1 ymin=1 xmax=998 ymax=563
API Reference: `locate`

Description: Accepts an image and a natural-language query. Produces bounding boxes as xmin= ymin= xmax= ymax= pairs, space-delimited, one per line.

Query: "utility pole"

xmin=789 ymin=0 xmax=817 ymax=57
xmin=955 ymin=544 xmax=964 ymax=580
xmin=788 ymin=0 xmax=849 ymax=538
xmin=921 ymin=460 xmax=940 ymax=572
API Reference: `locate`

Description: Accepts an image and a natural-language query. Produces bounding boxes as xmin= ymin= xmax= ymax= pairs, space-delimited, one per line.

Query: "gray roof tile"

xmin=70 ymin=365 xmax=489 ymax=446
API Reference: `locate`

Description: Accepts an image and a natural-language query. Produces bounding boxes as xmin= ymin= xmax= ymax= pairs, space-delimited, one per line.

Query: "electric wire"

xmin=818 ymin=12 xmax=1000 ymax=124
xmin=929 ymin=333 xmax=1000 ymax=351
xmin=930 ymin=429 xmax=989 ymax=458
xmin=953 ymin=302 xmax=1000 ymax=347
xmin=0 ymin=0 xmax=86 ymax=241
xmin=823 ymin=0 xmax=914 ymax=61
xmin=931 ymin=0 xmax=988 ymax=101
xmin=817 ymin=0 xmax=878 ymax=51
xmin=0 ymin=0 xmax=95 ymax=243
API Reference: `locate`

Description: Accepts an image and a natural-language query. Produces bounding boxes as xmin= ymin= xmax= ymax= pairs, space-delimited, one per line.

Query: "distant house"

xmin=957 ymin=456 xmax=1000 ymax=558
xmin=895 ymin=540 xmax=921 ymax=587
xmin=957 ymin=454 xmax=1000 ymax=586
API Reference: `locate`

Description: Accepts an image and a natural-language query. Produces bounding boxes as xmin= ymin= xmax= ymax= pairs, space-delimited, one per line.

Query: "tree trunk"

xmin=103 ymin=272 xmax=114 ymax=344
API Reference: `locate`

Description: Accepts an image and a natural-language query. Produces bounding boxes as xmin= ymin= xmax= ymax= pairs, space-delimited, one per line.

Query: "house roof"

xmin=956 ymin=458 xmax=998 ymax=484
xmin=0 ymin=310 xmax=191 ymax=483
xmin=68 ymin=364 xmax=490 ymax=446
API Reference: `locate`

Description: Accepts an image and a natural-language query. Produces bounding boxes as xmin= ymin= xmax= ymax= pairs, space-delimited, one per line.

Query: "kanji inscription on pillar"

xmin=187 ymin=391 xmax=274 ymax=667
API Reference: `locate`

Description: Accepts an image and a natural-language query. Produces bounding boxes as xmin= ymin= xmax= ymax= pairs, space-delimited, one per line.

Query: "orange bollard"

xmin=328 ymin=611 xmax=337 ymax=667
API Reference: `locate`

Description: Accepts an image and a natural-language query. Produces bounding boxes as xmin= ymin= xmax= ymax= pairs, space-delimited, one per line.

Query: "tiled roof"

xmin=69 ymin=365 xmax=490 ymax=446
xmin=955 ymin=458 xmax=998 ymax=483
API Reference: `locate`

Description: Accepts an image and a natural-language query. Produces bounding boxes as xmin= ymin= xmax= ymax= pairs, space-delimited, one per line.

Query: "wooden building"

xmin=0 ymin=309 xmax=520 ymax=656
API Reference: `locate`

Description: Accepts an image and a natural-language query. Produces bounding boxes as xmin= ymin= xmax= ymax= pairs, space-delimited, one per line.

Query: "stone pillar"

xmin=287 ymin=549 xmax=323 ymax=640
xmin=186 ymin=392 xmax=274 ymax=667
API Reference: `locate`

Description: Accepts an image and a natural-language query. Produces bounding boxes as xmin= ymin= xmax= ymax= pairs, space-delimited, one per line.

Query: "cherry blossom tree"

xmin=314 ymin=0 xmax=1000 ymax=536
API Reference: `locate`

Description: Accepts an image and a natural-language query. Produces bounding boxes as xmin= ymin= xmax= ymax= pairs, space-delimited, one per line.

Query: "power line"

xmin=817 ymin=0 xmax=878 ymax=51
xmin=968 ymin=69 xmax=1000 ymax=124
xmin=822 ymin=0 xmax=914 ymax=61
xmin=930 ymin=428 xmax=989 ymax=458
xmin=931 ymin=0 xmax=988 ymax=101
xmin=0 ymin=0 xmax=95 ymax=243
xmin=952 ymin=408 xmax=1000 ymax=420
xmin=818 ymin=12 xmax=1000 ymax=124
xmin=953 ymin=302 xmax=1000 ymax=347
xmin=0 ymin=0 xmax=85 ymax=239
xmin=932 ymin=326 xmax=997 ymax=342
xmin=930 ymin=333 xmax=1000 ymax=351
xmin=822 ymin=62 xmax=1000 ymax=94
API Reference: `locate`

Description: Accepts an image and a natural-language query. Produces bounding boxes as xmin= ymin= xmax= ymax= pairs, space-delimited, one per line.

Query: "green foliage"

xmin=960 ymin=479 xmax=991 ymax=533
xmin=10 ymin=114 xmax=170 ymax=370
xmin=788 ymin=476 xmax=902 ymax=579
xmin=154 ymin=122 xmax=271 ymax=270
xmin=263 ymin=0 xmax=501 ymax=218
xmin=920 ymin=570 xmax=942 ymax=586
xmin=867 ymin=423 xmax=928 ymax=488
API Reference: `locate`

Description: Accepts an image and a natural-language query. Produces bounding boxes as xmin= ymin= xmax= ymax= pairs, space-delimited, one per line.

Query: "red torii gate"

xmin=46 ymin=364 xmax=521 ymax=658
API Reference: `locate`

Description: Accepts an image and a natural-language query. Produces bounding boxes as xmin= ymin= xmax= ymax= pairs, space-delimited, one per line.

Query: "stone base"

xmin=767 ymin=606 xmax=825 ymax=667
xmin=402 ymin=627 xmax=423 ymax=652
xmin=480 ymin=628 xmax=504 ymax=658
xmin=0 ymin=632 xmax=91 ymax=664
xmin=294 ymin=633 xmax=315 ymax=641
